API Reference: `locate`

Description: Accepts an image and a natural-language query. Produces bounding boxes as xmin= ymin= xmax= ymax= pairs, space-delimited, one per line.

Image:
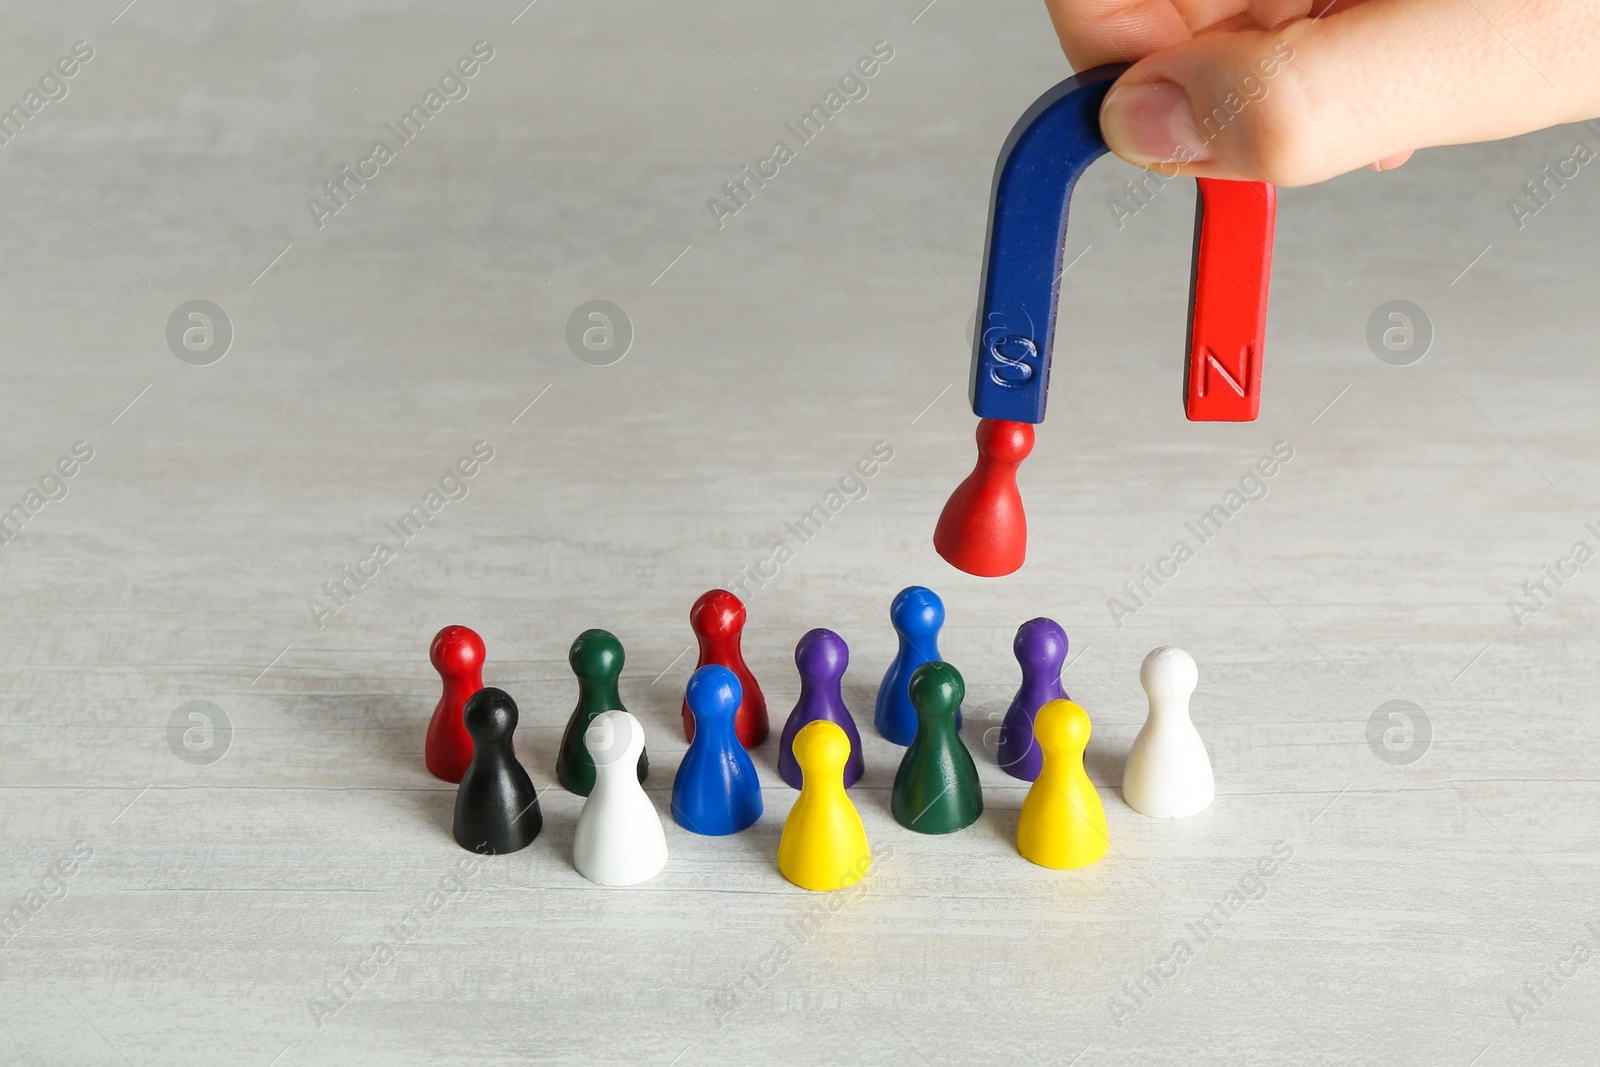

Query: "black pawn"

xmin=453 ymin=687 xmax=542 ymax=855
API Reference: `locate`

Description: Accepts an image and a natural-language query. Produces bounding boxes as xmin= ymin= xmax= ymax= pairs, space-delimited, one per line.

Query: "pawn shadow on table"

xmin=653 ymin=734 xmax=787 ymax=875
xmin=1083 ymin=737 xmax=1127 ymax=799
xmin=338 ymin=687 xmax=465 ymax=840
xmin=963 ymin=697 xmax=1010 ymax=769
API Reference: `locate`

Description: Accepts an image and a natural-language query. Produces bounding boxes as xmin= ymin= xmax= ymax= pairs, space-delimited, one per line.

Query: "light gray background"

xmin=3 ymin=1 xmax=1598 ymax=1064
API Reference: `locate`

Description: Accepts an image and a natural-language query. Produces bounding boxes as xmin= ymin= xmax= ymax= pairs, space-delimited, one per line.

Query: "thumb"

xmin=1098 ymin=1 xmax=1600 ymax=186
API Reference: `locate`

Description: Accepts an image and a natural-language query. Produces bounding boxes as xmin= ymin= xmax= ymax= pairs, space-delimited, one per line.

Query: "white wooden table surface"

xmin=3 ymin=2 xmax=1599 ymax=1064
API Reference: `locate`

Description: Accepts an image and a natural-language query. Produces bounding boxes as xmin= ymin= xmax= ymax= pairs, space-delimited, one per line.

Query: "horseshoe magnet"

xmin=937 ymin=64 xmax=1278 ymax=577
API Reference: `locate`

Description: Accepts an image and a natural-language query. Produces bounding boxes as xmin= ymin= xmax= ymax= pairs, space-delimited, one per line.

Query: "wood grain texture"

xmin=1 ymin=1 xmax=1598 ymax=1064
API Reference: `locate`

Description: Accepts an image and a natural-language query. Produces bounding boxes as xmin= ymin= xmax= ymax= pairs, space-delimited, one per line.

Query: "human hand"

xmin=1043 ymin=0 xmax=1600 ymax=185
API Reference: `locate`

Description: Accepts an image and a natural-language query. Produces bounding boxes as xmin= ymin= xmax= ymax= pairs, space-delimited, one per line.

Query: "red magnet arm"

xmin=1185 ymin=179 xmax=1276 ymax=422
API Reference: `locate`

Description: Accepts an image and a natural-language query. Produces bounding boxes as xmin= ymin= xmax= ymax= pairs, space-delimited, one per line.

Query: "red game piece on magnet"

xmin=427 ymin=624 xmax=486 ymax=783
xmin=681 ymin=590 xmax=768 ymax=749
xmin=934 ymin=419 xmax=1033 ymax=578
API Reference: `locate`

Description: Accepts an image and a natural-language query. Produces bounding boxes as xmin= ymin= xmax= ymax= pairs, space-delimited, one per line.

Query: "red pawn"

xmin=426 ymin=625 xmax=486 ymax=782
xmin=681 ymin=589 xmax=768 ymax=748
xmin=934 ymin=418 xmax=1033 ymax=577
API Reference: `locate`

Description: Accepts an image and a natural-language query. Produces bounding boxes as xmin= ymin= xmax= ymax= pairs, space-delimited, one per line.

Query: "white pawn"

xmin=1123 ymin=647 xmax=1215 ymax=818
xmin=572 ymin=710 xmax=668 ymax=885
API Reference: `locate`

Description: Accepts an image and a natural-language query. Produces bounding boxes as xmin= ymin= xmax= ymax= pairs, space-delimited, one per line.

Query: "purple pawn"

xmin=998 ymin=618 xmax=1069 ymax=781
xmin=777 ymin=628 xmax=864 ymax=790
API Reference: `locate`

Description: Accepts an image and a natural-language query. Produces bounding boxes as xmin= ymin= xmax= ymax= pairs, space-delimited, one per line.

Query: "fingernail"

xmin=1101 ymin=81 xmax=1211 ymax=167
xmin=1369 ymin=150 xmax=1414 ymax=173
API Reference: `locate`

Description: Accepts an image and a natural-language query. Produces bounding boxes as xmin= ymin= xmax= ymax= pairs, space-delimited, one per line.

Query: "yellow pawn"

xmin=1016 ymin=699 xmax=1108 ymax=869
xmin=778 ymin=720 xmax=871 ymax=891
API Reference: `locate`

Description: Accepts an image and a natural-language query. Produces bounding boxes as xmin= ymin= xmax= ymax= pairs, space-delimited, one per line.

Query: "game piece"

xmin=672 ymin=664 xmax=763 ymax=835
xmin=998 ymin=617 xmax=1069 ymax=781
xmin=426 ymin=624 xmax=485 ymax=783
xmin=572 ymin=710 xmax=669 ymax=886
xmin=778 ymin=720 xmax=871 ymax=891
xmin=1123 ymin=646 xmax=1215 ymax=819
xmin=933 ymin=420 xmax=1032 ymax=577
xmin=680 ymin=589 xmax=768 ymax=749
xmin=777 ymin=629 xmax=864 ymax=790
xmin=557 ymin=629 xmax=648 ymax=796
xmin=1016 ymin=699 xmax=1106 ymax=869
xmin=891 ymin=662 xmax=982 ymax=834
xmin=452 ymin=687 xmax=542 ymax=855
xmin=874 ymin=586 xmax=947 ymax=745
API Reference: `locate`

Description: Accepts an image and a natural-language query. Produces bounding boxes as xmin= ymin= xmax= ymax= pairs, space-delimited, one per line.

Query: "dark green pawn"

xmin=557 ymin=629 xmax=648 ymax=795
xmin=891 ymin=661 xmax=982 ymax=834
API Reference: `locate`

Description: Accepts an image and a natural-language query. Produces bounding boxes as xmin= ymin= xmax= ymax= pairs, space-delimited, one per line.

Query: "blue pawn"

xmin=875 ymin=586 xmax=948 ymax=745
xmin=673 ymin=664 xmax=763 ymax=835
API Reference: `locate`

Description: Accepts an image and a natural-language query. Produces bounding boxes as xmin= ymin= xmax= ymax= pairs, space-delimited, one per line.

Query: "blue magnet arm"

xmin=969 ymin=63 xmax=1129 ymax=425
